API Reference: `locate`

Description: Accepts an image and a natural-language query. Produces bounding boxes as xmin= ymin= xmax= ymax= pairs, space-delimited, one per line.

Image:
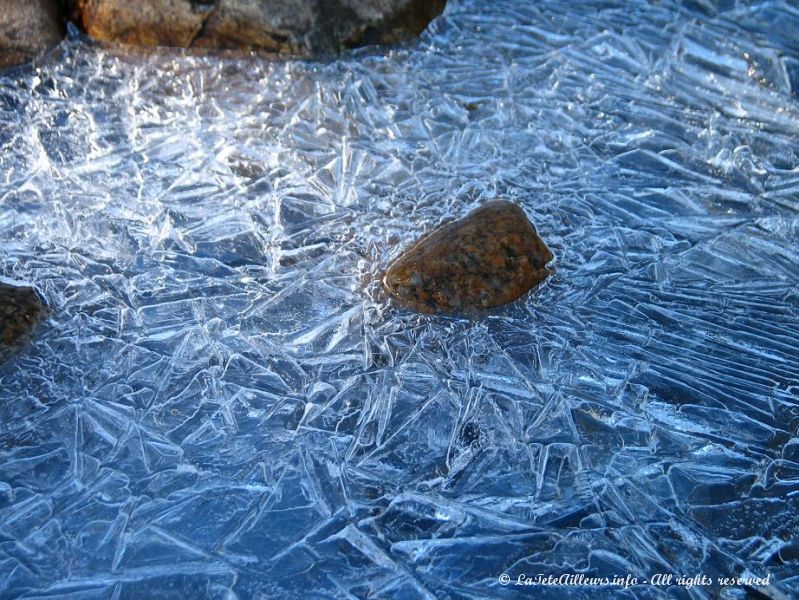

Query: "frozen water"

xmin=1 ymin=0 xmax=798 ymax=598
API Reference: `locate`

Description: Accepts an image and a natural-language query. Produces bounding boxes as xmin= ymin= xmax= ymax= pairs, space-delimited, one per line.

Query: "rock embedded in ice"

xmin=70 ymin=0 xmax=446 ymax=55
xmin=0 ymin=0 xmax=64 ymax=68
xmin=0 ymin=283 xmax=47 ymax=360
xmin=383 ymin=200 xmax=553 ymax=316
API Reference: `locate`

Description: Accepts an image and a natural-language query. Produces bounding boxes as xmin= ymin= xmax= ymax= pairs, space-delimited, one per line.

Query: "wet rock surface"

xmin=0 ymin=283 xmax=47 ymax=361
xmin=0 ymin=0 xmax=64 ymax=69
xmin=383 ymin=200 xmax=553 ymax=316
xmin=70 ymin=0 xmax=446 ymax=54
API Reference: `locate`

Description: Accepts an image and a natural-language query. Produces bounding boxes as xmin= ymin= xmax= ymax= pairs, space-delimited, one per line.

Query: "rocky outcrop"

xmin=0 ymin=282 xmax=47 ymax=362
xmin=0 ymin=0 xmax=64 ymax=69
xmin=69 ymin=0 xmax=446 ymax=55
xmin=383 ymin=201 xmax=553 ymax=316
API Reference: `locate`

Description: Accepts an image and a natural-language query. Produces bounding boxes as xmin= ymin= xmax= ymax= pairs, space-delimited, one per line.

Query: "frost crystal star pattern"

xmin=1 ymin=0 xmax=798 ymax=598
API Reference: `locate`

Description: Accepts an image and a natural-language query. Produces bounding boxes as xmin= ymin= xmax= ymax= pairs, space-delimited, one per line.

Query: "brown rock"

xmin=0 ymin=283 xmax=47 ymax=361
xmin=191 ymin=0 xmax=313 ymax=53
xmin=69 ymin=0 xmax=446 ymax=55
xmin=383 ymin=200 xmax=553 ymax=316
xmin=0 ymin=0 xmax=64 ymax=69
xmin=71 ymin=0 xmax=211 ymax=47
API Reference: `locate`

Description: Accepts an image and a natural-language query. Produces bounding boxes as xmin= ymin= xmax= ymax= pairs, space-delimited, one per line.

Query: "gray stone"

xmin=0 ymin=0 xmax=64 ymax=68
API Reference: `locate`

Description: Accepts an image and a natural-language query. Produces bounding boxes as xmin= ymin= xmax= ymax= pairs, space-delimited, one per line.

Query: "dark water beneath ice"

xmin=0 ymin=0 xmax=798 ymax=598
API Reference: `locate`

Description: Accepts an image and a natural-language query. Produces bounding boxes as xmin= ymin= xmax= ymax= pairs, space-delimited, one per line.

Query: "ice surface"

xmin=1 ymin=0 xmax=798 ymax=598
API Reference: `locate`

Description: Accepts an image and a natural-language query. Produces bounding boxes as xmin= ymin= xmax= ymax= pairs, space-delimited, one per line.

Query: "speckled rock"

xmin=0 ymin=283 xmax=47 ymax=361
xmin=383 ymin=200 xmax=553 ymax=316
xmin=0 ymin=0 xmax=64 ymax=69
xmin=69 ymin=0 xmax=446 ymax=55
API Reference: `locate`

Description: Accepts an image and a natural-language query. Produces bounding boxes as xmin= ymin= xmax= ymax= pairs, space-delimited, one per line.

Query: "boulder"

xmin=0 ymin=283 xmax=47 ymax=362
xmin=0 ymin=0 xmax=64 ymax=69
xmin=383 ymin=200 xmax=553 ymax=316
xmin=69 ymin=0 xmax=446 ymax=54
xmin=71 ymin=0 xmax=211 ymax=48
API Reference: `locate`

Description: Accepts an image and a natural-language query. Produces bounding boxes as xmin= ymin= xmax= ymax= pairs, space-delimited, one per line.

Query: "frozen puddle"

xmin=1 ymin=0 xmax=798 ymax=597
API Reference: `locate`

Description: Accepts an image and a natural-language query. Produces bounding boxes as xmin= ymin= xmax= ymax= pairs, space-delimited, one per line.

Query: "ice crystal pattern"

xmin=1 ymin=0 xmax=798 ymax=598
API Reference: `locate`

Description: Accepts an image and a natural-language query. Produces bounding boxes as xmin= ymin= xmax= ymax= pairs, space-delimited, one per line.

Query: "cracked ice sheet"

xmin=1 ymin=0 xmax=799 ymax=598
